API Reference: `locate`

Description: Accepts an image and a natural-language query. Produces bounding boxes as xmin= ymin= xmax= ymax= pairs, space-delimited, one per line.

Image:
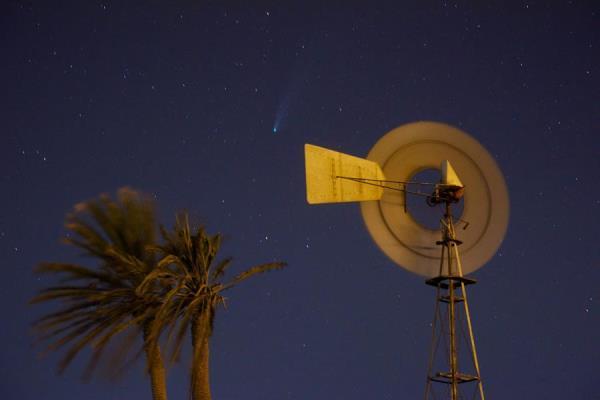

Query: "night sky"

xmin=2 ymin=2 xmax=599 ymax=399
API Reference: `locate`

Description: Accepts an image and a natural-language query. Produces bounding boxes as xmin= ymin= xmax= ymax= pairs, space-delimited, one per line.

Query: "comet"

xmin=272 ymin=92 xmax=291 ymax=134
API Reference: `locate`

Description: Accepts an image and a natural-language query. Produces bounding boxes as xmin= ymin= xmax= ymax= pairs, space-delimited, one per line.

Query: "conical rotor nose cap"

xmin=441 ymin=160 xmax=463 ymax=188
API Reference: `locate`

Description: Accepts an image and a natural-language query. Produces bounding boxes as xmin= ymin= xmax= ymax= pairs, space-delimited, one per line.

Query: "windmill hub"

xmin=426 ymin=160 xmax=466 ymax=206
xmin=404 ymin=167 xmax=464 ymax=231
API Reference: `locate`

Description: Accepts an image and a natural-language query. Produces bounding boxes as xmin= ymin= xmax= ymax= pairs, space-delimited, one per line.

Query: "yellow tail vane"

xmin=304 ymin=144 xmax=385 ymax=204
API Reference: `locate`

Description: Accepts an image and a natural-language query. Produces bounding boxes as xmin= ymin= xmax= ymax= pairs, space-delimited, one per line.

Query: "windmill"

xmin=304 ymin=121 xmax=509 ymax=399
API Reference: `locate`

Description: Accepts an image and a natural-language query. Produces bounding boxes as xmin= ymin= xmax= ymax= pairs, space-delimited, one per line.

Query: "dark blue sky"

xmin=2 ymin=2 xmax=598 ymax=399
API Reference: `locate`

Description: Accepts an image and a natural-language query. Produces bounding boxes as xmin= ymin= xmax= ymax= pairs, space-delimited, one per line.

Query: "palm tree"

xmin=31 ymin=188 xmax=168 ymax=400
xmin=141 ymin=213 xmax=286 ymax=400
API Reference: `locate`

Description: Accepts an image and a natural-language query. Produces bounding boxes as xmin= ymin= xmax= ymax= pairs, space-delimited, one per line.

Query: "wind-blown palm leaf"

xmin=222 ymin=262 xmax=287 ymax=291
xmin=36 ymin=263 xmax=123 ymax=285
xmin=31 ymin=188 xmax=169 ymax=400
xmin=210 ymin=257 xmax=232 ymax=281
xmin=99 ymin=324 xmax=143 ymax=381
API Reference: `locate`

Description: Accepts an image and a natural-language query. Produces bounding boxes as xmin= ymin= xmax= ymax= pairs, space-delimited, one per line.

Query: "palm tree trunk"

xmin=191 ymin=314 xmax=211 ymax=400
xmin=143 ymin=325 xmax=168 ymax=400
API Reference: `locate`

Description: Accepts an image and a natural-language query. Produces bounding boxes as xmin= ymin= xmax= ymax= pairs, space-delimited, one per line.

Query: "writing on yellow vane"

xmin=304 ymin=144 xmax=385 ymax=204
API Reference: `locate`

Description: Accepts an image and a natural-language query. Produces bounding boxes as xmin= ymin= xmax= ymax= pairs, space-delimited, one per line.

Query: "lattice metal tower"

xmin=424 ymin=203 xmax=485 ymax=399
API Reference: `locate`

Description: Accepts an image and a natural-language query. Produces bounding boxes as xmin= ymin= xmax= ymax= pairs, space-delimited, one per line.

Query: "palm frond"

xmin=57 ymin=315 xmax=123 ymax=373
xmin=210 ymin=257 xmax=232 ymax=281
xmin=30 ymin=287 xmax=106 ymax=304
xmin=36 ymin=315 xmax=96 ymax=342
xmin=35 ymin=263 xmax=121 ymax=286
xmin=223 ymin=262 xmax=287 ymax=290
xmin=101 ymin=325 xmax=142 ymax=381
xmin=32 ymin=300 xmax=100 ymax=327
xmin=168 ymin=304 xmax=195 ymax=364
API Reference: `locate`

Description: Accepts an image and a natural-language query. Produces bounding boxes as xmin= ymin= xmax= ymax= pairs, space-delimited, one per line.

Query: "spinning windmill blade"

xmin=360 ymin=121 xmax=509 ymax=277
